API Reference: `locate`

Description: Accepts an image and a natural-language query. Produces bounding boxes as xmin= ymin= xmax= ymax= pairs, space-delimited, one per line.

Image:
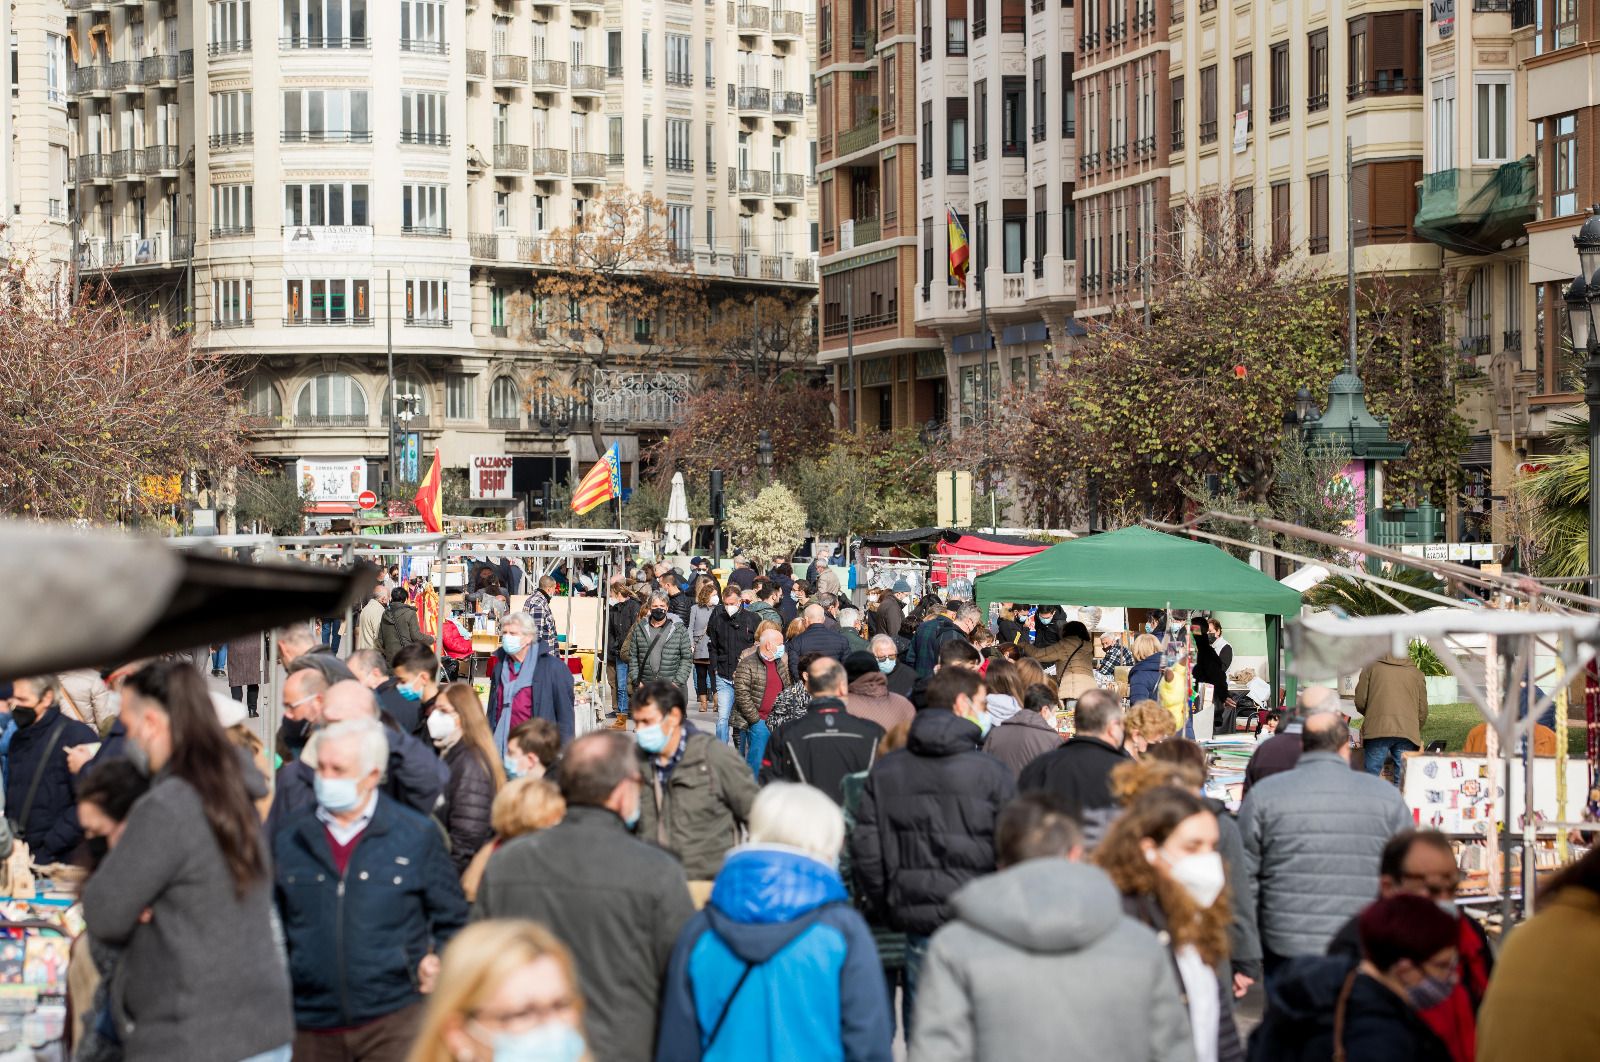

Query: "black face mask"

xmin=86 ymin=836 xmax=110 ymax=865
xmin=649 ymin=608 xmax=668 ymax=622
xmin=279 ymin=716 xmax=311 ymax=751
xmin=10 ymin=706 xmax=37 ymax=729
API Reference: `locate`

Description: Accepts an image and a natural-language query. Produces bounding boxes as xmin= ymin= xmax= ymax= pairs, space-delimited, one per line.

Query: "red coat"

xmin=1418 ymin=911 xmax=1493 ymax=1062
xmin=441 ymin=620 xmax=473 ymax=661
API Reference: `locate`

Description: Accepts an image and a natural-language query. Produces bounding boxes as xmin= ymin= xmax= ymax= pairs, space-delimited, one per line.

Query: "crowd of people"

xmin=0 ymin=548 xmax=1595 ymax=1062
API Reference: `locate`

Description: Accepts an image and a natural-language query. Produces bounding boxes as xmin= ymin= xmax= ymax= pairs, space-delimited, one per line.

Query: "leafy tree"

xmin=234 ymin=470 xmax=313 ymax=534
xmin=790 ymin=431 xmax=938 ymax=538
xmin=1517 ymin=415 xmax=1589 ymax=578
xmin=1303 ymin=564 xmax=1447 ymax=615
xmin=0 ymin=275 xmax=250 ymax=522
xmin=648 ymin=376 xmax=834 ymax=485
xmin=725 ymin=483 xmax=808 ymax=562
xmin=700 ymin=291 xmax=817 ymax=383
xmin=1184 ymin=435 xmax=1357 ymax=563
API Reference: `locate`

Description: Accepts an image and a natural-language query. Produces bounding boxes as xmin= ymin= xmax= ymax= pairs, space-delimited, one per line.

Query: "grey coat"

xmin=909 ymin=860 xmax=1195 ymax=1062
xmin=81 ymin=775 xmax=293 ymax=1062
xmin=1238 ymin=750 xmax=1412 ymax=957
xmin=981 ymin=710 xmax=1061 ymax=779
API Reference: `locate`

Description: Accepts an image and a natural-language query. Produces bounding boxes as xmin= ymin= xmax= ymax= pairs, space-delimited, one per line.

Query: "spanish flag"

xmin=571 ymin=442 xmax=622 ymax=515
xmin=413 ymin=451 xmax=443 ymax=533
xmin=948 ymin=207 xmax=970 ymax=287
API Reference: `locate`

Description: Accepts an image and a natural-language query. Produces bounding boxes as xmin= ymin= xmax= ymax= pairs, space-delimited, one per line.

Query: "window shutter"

xmin=1372 ymin=13 xmax=1405 ymax=75
xmin=946 ymin=0 xmax=963 ymax=19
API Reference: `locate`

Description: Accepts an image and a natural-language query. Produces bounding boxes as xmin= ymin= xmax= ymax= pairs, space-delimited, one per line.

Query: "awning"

xmin=860 ymin=527 xmax=1046 ymax=549
xmin=307 ymin=502 xmax=356 ymax=514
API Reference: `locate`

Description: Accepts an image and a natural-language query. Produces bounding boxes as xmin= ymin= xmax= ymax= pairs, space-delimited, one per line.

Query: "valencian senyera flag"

xmin=571 ymin=442 xmax=622 ymax=515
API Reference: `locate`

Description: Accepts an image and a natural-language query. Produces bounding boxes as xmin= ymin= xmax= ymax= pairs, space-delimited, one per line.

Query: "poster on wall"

xmin=296 ymin=458 xmax=367 ymax=502
xmin=471 ymin=455 xmax=514 ymax=500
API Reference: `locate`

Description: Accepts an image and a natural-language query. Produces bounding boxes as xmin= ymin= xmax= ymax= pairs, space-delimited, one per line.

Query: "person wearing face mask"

xmin=628 ymin=592 xmax=695 ymax=720
xmin=82 ymin=659 xmax=294 ymax=1062
xmin=431 ymin=684 xmax=507 ymax=875
xmin=867 ymin=634 xmax=916 ymax=699
xmin=848 ymin=667 xmax=1016 ymax=1033
xmin=505 ymin=719 xmax=561 ymax=781
xmin=347 ymin=649 xmax=419 ymax=733
xmin=706 ymin=585 xmax=761 ymax=744
xmin=274 ymin=717 xmax=468 ymax=1062
xmin=1095 ymin=784 xmax=1245 ymax=1062
xmin=842 ymin=650 xmax=914 ymax=734
xmin=1247 ymin=893 xmax=1456 ymax=1062
xmin=392 ymin=644 xmax=445 ymax=738
xmin=6 ymin=674 xmax=98 ymax=865
xmin=762 ymin=658 xmax=884 ymax=801
xmin=487 ymin=612 xmax=576 ymax=755
xmin=1325 ymin=829 xmax=1491 ymax=1062
xmin=409 ymin=919 xmax=592 ymax=1062
xmin=1016 ymin=689 xmax=1131 ymax=844
xmin=730 ymin=626 xmax=795 ymax=775
xmin=475 ymin=731 xmax=694 ymax=1062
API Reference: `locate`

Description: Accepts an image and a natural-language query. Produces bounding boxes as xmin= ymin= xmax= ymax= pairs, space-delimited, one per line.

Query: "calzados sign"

xmin=471 ymin=455 xmax=513 ymax=500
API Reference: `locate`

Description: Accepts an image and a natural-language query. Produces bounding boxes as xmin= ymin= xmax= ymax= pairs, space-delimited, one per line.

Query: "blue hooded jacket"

xmin=655 ymin=846 xmax=893 ymax=1062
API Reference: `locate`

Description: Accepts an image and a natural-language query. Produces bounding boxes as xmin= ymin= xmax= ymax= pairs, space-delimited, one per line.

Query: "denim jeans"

xmin=901 ymin=933 xmax=932 ymax=1038
xmin=743 ymin=719 xmax=770 ymax=777
xmin=1363 ymin=735 xmax=1417 ymax=786
xmin=714 ymin=675 xmax=736 ymax=744
xmin=319 ymin=620 xmax=341 ymax=654
xmin=614 ymin=661 xmax=630 ymax=717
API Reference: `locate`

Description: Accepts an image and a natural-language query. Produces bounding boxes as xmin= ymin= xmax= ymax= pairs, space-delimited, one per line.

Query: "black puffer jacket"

xmin=6 ymin=706 xmax=98 ymax=864
xmin=439 ymin=741 xmax=497 ymax=874
xmin=848 ymin=709 xmax=1016 ymax=936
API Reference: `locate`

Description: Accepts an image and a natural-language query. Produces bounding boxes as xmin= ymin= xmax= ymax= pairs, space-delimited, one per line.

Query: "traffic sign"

xmin=357 ymin=490 xmax=378 ymax=510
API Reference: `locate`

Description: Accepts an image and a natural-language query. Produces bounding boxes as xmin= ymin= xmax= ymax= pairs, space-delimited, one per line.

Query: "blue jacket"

xmin=656 ymin=847 xmax=892 ymax=1062
xmin=265 ymin=726 xmax=449 ymax=839
xmin=273 ymin=793 xmax=468 ymax=1029
xmin=487 ymin=640 xmax=576 ymax=745
xmin=5 ymin=706 xmax=97 ymax=864
xmin=1127 ymin=654 xmax=1163 ymax=704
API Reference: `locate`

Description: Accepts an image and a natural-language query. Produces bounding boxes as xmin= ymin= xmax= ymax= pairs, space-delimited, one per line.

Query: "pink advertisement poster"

xmin=1325 ymin=461 xmax=1365 ymax=543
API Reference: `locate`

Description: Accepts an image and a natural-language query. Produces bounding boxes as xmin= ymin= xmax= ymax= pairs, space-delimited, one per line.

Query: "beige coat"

xmin=1354 ymin=654 xmax=1429 ymax=747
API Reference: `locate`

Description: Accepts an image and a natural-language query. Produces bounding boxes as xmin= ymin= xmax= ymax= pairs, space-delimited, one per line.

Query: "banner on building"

xmin=296 ymin=458 xmax=368 ymax=502
xmin=282 ymin=225 xmax=374 ymax=256
xmin=470 ymin=454 xmax=514 ymax=500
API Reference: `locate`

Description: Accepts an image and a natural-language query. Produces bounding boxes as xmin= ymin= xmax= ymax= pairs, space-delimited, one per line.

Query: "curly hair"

xmin=1125 ymin=700 xmax=1177 ymax=745
xmin=1109 ymin=758 xmax=1204 ymax=805
xmin=1094 ymin=785 xmax=1232 ymax=966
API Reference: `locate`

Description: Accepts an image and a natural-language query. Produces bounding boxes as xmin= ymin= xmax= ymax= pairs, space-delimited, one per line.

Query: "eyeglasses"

xmin=471 ymin=995 xmax=578 ymax=1033
xmin=286 ymin=694 xmax=320 ymax=710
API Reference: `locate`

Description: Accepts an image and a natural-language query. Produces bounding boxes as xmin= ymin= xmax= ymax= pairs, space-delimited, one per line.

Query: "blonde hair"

xmin=1132 ymin=633 xmax=1163 ymax=661
xmin=407 ymin=920 xmax=588 ymax=1062
xmin=754 ymin=620 xmax=782 ymax=641
xmin=1125 ymin=700 xmax=1177 ymax=744
xmin=748 ymin=782 xmax=845 ymax=862
xmin=442 ymin=683 xmax=508 ymax=792
xmin=491 ymin=777 xmax=566 ymax=838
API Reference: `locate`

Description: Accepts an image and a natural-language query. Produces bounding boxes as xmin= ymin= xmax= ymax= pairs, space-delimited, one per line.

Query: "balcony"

xmin=773 ymin=172 xmax=805 ymax=199
xmin=772 ymin=8 xmax=804 ymax=36
xmin=280 ymin=35 xmax=371 ymax=49
xmin=735 ymin=4 xmax=770 ymax=34
xmin=405 ymin=315 xmax=451 ymax=329
xmin=76 ymin=154 xmax=111 ymax=182
xmin=728 ymin=168 xmax=771 ymax=196
xmin=67 ymin=0 xmax=108 ymax=9
xmin=1413 ymin=157 xmax=1535 ymax=256
xmin=730 ymin=84 xmax=770 ymax=114
xmin=283 ymin=316 xmax=374 ymax=328
xmin=493 ymin=53 xmax=529 ymax=84
xmin=846 ymin=215 xmax=881 ymax=245
xmin=401 ymin=131 xmax=450 ymax=147
xmin=572 ymin=152 xmax=607 ymax=180
xmin=72 ymin=65 xmax=117 ymax=95
xmin=530 ymin=59 xmax=568 ymax=88
xmin=571 ymin=64 xmax=607 ymax=94
xmin=592 ymin=370 xmax=692 ymax=426
xmin=142 ymin=52 xmax=192 ymax=84
xmin=294 ymin=414 xmax=370 ymax=427
xmin=282 ymin=130 xmax=373 ymax=144
xmin=107 ymin=147 xmax=137 ymax=179
xmin=530 ymin=147 xmax=569 ymax=176
xmin=78 ymin=231 xmax=186 ymax=272
xmin=494 ymin=143 xmax=529 ymax=170
xmin=400 ymin=38 xmax=448 ymax=55
xmin=467 ymin=49 xmax=487 ymax=78
xmin=111 ymin=60 xmax=142 ymax=91
xmin=402 ymin=224 xmax=451 ymax=238
xmin=772 ymin=90 xmax=805 ymax=119
xmin=836 ymin=116 xmax=881 ymax=156
xmin=211 ymin=225 xmax=256 ymax=238
xmin=666 ymin=155 xmax=696 ymax=174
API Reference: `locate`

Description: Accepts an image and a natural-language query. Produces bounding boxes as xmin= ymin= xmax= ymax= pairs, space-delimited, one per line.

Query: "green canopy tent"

xmin=974 ymin=526 xmax=1303 ymax=706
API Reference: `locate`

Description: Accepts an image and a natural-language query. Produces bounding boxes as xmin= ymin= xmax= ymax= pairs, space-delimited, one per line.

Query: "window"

xmin=534 ymin=194 xmax=549 ymax=231
xmin=1033 ymin=186 xmax=1047 ymax=278
xmin=1474 ymin=75 xmax=1511 ymax=164
xmin=1431 ymin=76 xmax=1456 ymax=172
xmin=975 ymin=202 xmax=988 ymax=283
xmin=211 ymin=184 xmax=253 ymax=235
xmin=706 ymin=122 xmax=716 ymax=173
xmin=1001 ymin=77 xmax=1025 ymax=155
xmin=1555 ymin=0 xmax=1578 ymax=50
xmin=608 ymin=31 xmax=623 ymax=75
xmin=609 ymin=116 xmax=624 ymax=162
xmin=1308 ymin=29 xmax=1328 ymax=112
xmin=1505 ymin=260 xmax=1523 ymax=348
xmin=280 ymin=0 xmax=368 ymax=47
xmin=495 ymin=191 xmax=510 ymax=229
xmin=406 ymin=279 xmax=450 ymax=326
xmin=1002 ymin=199 xmax=1025 ymax=274
xmin=947 ymin=97 xmax=968 ymax=174
xmin=1171 ymin=75 xmax=1184 ymax=149
xmin=490 ymin=377 xmax=520 ymax=421
xmin=669 ymin=203 xmax=693 ymax=253
xmin=921 ymin=101 xmax=933 ymax=178
xmin=1551 ymin=113 xmax=1578 ymax=217
xmin=446 ymin=375 xmax=474 ymax=420
xmin=641 ymin=30 xmax=650 ymax=79
xmin=210 ymin=91 xmax=253 ymax=147
xmin=489 ymin=288 xmax=507 ymax=334
xmin=1062 ymin=53 xmax=1075 ymax=136
xmin=281 ymin=89 xmax=370 ymax=142
xmin=45 ymin=33 xmax=66 ymax=102
xmin=1061 ymin=183 xmax=1075 ymax=261
xmin=1271 ymin=181 xmax=1290 ymax=252
xmin=1348 ymin=13 xmax=1421 ymax=99
xmin=244 ymin=376 xmax=280 ymax=417
xmin=1199 ymin=66 xmax=1217 ymax=144
xmin=882 ymin=53 xmax=896 ymax=125
xmin=666 ymin=33 xmax=691 ymax=86
xmin=296 ymin=374 xmax=368 ymax=419
xmin=213 ymin=278 xmax=253 ymax=327
xmin=1348 ymin=19 xmax=1367 ymax=99
xmin=383 ymin=374 xmax=431 ymax=419
xmin=921 ymin=216 xmax=934 ymax=297
xmin=1269 ymin=42 xmax=1289 ymax=122
xmin=209 ymin=2 xmax=253 ymax=54
xmin=974 ymin=80 xmax=988 ymax=160
xmin=1309 ymin=172 xmax=1329 ymax=253
xmin=947 ymin=11 xmax=968 ymax=55
xmin=642 ymin=116 xmax=651 ymax=166
xmin=705 ymin=38 xmax=714 ymax=85
xmin=285 ymin=182 xmax=370 ymax=226
xmin=399 ymin=0 xmax=444 ymax=52
xmin=1234 ymin=54 xmax=1252 ymax=131
xmin=1032 ymin=58 xmax=1046 ymax=141
xmin=1351 ymin=159 xmax=1423 ymax=245
xmin=400 ymin=91 xmax=447 ymax=145
xmin=284 ymin=279 xmax=371 ymax=324
xmin=1233 ymin=188 xmax=1253 ymax=249
xmin=666 ymin=118 xmax=692 ymax=172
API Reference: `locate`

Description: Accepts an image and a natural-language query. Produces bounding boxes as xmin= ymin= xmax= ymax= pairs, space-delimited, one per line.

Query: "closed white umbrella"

xmin=662 ymin=471 xmax=692 ymax=555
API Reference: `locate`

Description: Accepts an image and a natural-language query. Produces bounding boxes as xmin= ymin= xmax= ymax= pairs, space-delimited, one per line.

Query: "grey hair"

xmin=748 ymin=782 xmax=846 ymax=863
xmin=500 ymin=611 xmax=537 ymax=636
xmin=838 ymin=607 xmax=862 ymax=629
xmin=647 ymin=590 xmax=671 ymax=608
xmin=311 ymin=717 xmax=390 ymax=779
xmin=954 ymin=603 xmax=984 ymax=626
xmin=16 ymin=674 xmax=61 ymax=699
xmin=275 ymin=623 xmax=318 ymax=651
xmin=869 ymin=634 xmax=898 ymax=656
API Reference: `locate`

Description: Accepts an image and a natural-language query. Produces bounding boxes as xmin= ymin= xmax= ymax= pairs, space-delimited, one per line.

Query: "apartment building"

xmin=913 ymin=0 xmax=1078 ymax=425
xmin=815 ymin=0 xmax=945 ymax=432
xmin=1415 ymin=1 xmax=1536 ymax=542
xmin=10 ymin=1 xmax=74 ymax=295
xmin=1073 ymin=0 xmax=1166 ymax=318
xmin=67 ymin=0 xmax=816 ymax=516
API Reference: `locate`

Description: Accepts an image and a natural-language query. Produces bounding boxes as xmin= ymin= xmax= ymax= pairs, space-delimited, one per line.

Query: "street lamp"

xmin=1562 ymin=203 xmax=1600 ymax=601
xmin=1293 ymin=386 xmax=1321 ymax=429
xmin=757 ymin=428 xmax=773 ymax=485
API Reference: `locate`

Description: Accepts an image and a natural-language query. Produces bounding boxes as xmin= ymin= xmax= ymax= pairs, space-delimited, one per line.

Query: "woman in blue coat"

xmin=656 ymin=783 xmax=892 ymax=1062
xmin=1127 ymin=632 xmax=1165 ymax=705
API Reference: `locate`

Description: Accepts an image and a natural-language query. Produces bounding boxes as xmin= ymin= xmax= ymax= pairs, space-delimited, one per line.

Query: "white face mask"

xmin=426 ymin=710 xmax=461 ymax=744
xmin=1154 ymin=849 xmax=1226 ymax=909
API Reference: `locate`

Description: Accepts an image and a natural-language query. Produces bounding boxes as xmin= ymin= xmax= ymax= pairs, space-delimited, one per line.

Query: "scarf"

xmin=491 ymin=649 xmax=539 ymax=754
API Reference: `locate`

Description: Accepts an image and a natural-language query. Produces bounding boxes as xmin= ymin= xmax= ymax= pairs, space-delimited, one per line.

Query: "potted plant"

xmin=1409 ymin=640 xmax=1457 ymax=705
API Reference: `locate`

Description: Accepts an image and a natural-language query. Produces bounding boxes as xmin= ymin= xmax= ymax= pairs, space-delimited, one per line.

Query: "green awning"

xmin=1414 ymin=157 xmax=1535 ymax=257
xmin=973 ymin=526 xmax=1303 ymax=616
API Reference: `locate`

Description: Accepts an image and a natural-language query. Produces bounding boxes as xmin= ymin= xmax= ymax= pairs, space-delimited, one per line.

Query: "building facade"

xmin=914 ymin=0 xmax=1078 ymax=425
xmin=9 ymin=0 xmax=74 ymax=298
xmin=65 ymin=0 xmax=816 ymax=519
xmin=815 ymin=0 xmax=944 ymax=433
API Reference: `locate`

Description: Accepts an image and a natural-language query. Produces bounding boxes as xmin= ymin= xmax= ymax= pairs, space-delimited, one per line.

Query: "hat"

xmin=1357 ymin=894 xmax=1459 ymax=972
xmin=891 ymin=578 xmax=912 ymax=593
xmin=691 ymin=556 xmax=708 ymax=568
xmin=844 ymin=651 xmax=880 ymax=684
xmin=210 ymin=690 xmax=248 ymax=730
